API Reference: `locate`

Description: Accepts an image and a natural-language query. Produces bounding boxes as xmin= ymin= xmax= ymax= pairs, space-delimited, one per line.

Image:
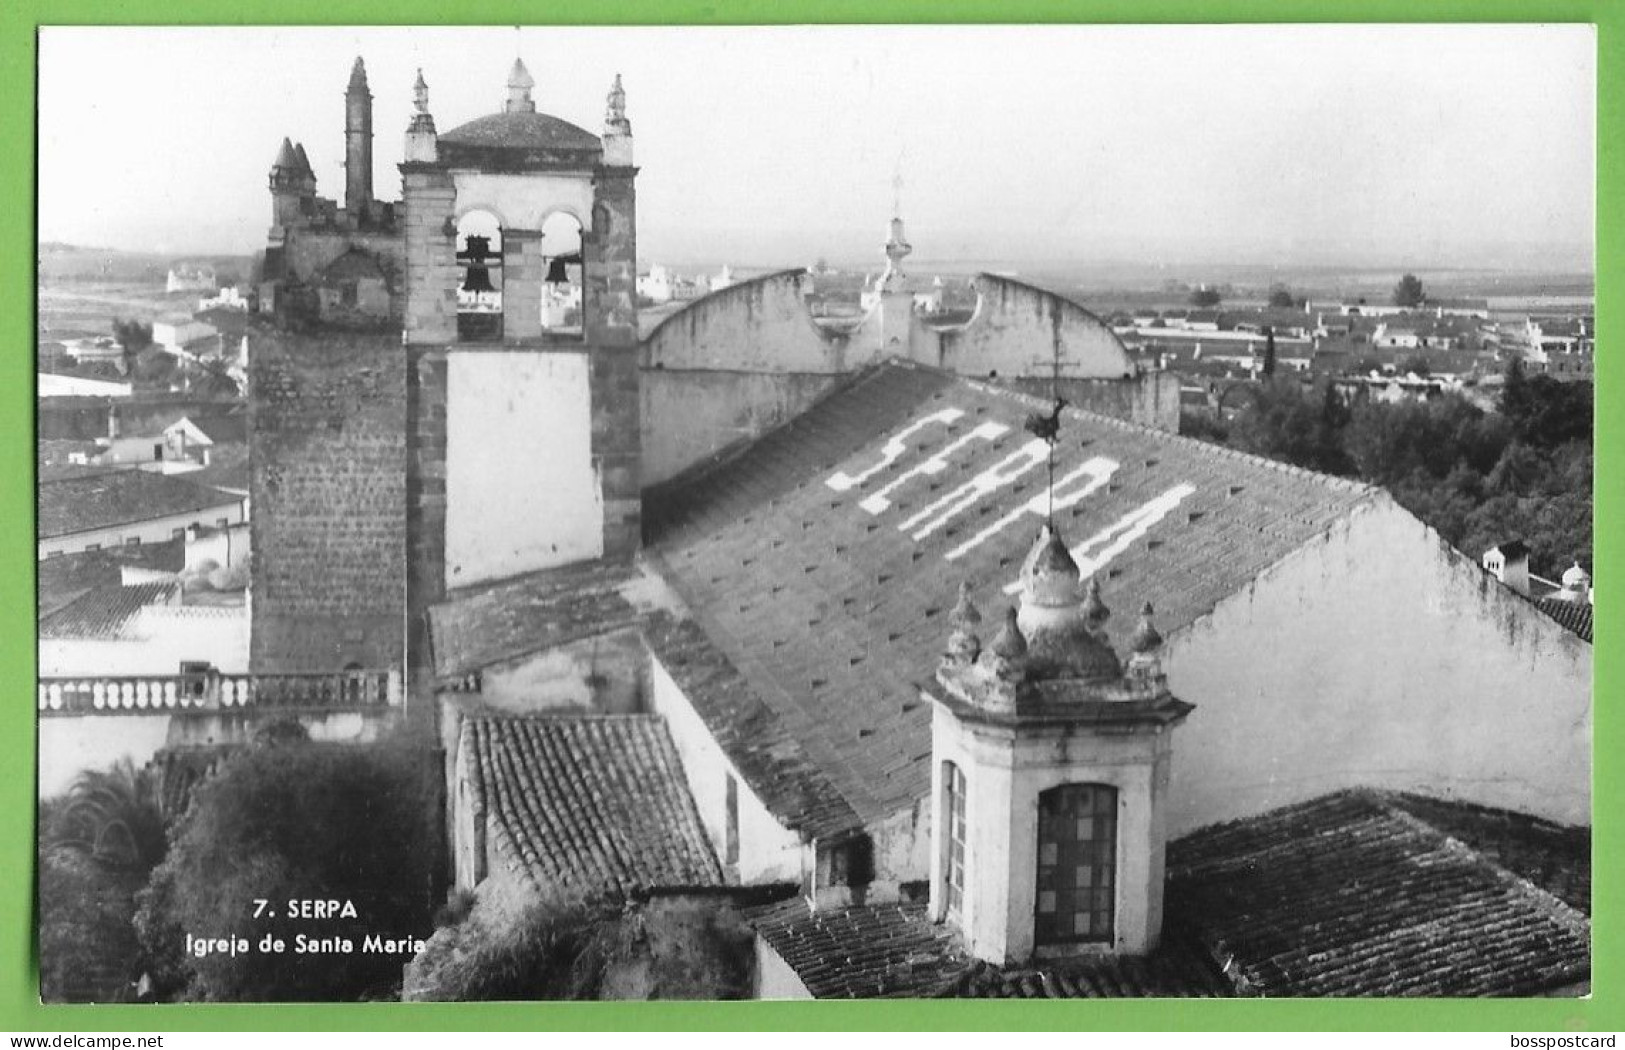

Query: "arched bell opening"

xmin=540 ymin=210 xmax=584 ymax=338
xmin=456 ymin=209 xmax=503 ymax=342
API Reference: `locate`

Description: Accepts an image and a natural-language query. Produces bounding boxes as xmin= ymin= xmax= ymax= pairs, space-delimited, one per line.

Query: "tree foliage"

xmin=1185 ymin=370 xmax=1590 ymax=578
xmin=44 ymin=758 xmax=167 ymax=875
xmin=1267 ymin=285 xmax=1299 ymax=309
xmin=1393 ymin=273 xmax=1426 ymax=308
xmin=36 ymin=763 xmax=169 ymax=1003
xmin=134 ymin=739 xmax=437 ymax=1002
xmin=112 ymin=318 xmax=153 ymax=352
xmin=1189 ymin=286 xmax=1222 ymax=307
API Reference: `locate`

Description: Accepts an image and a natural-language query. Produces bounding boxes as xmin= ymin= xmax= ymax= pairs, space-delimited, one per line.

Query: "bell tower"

xmin=398 ymin=61 xmax=641 ymax=686
xmin=925 ymin=525 xmax=1193 ymax=965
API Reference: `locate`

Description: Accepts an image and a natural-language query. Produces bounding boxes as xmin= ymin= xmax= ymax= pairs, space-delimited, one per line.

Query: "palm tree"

xmin=192 ymin=355 xmax=241 ymax=399
xmin=44 ymin=759 xmax=167 ymax=875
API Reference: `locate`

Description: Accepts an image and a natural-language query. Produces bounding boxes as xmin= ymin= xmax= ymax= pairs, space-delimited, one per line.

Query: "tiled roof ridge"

xmin=1367 ymin=790 xmax=1592 ymax=944
xmin=639 ymin=591 xmax=863 ymax=839
xmin=39 ymin=579 xmax=181 ymax=640
xmin=439 ymin=558 xmax=631 ymax=605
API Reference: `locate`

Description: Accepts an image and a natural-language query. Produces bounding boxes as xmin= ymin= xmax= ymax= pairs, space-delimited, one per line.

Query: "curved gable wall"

xmin=936 ymin=274 xmax=1135 ymax=380
xmin=643 ymin=270 xmax=849 ymax=374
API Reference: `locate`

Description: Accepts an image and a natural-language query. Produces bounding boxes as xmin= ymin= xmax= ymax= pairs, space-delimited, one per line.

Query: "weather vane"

xmin=1023 ymin=392 xmax=1068 ymax=526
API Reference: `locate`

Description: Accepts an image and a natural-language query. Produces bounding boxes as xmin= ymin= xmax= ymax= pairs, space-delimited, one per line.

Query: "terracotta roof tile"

xmin=39 ymin=581 xmax=179 ymax=640
xmin=37 ymin=538 xmax=186 ymax=618
xmin=465 ymin=713 xmax=724 ymax=899
xmin=747 ymin=898 xmax=970 ymax=998
xmin=644 ymin=361 xmax=1376 ymax=835
xmin=1534 ymin=598 xmax=1592 ymax=643
xmin=39 ymin=470 xmax=243 ymax=539
xmin=428 ymin=561 xmax=641 ymax=678
xmin=1166 ymin=790 xmax=1589 ymax=997
xmin=643 ymin=610 xmax=858 ymax=839
xmin=749 ymin=790 xmax=1587 ymax=999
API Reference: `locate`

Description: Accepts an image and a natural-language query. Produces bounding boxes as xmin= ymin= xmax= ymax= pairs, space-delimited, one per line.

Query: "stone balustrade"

xmin=37 ymin=669 xmax=403 ymax=716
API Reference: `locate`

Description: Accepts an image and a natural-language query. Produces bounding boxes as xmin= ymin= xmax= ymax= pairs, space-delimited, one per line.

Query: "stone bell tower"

xmin=924 ymin=525 xmax=1193 ymax=965
xmin=398 ymin=60 xmax=640 ymax=683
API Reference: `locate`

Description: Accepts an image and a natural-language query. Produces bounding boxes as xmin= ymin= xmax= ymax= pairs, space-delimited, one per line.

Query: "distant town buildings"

xmin=165 ymin=263 xmax=216 ymax=293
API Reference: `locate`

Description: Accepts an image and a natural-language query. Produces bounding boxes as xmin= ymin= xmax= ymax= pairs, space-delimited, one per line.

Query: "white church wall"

xmin=1164 ymin=496 xmax=1591 ymax=836
xmin=648 ymin=650 xmax=806 ymax=885
xmin=445 ymin=351 xmax=603 ymax=588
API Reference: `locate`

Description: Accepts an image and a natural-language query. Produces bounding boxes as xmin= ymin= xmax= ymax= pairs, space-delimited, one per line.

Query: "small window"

xmin=172 ymin=528 xmax=186 ymax=539
xmin=216 ymin=518 xmax=229 ymax=528
xmin=153 ymin=443 xmax=164 ymax=461
xmin=125 ymin=537 xmax=140 ymax=547
xmin=945 ymin=762 xmax=968 ymax=917
xmin=45 ymin=550 xmax=62 ymax=559
xmin=85 ymin=543 xmax=100 ymax=552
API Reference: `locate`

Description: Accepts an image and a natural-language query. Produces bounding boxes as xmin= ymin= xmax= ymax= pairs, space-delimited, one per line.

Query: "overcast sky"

xmin=38 ymin=24 xmax=1594 ymax=271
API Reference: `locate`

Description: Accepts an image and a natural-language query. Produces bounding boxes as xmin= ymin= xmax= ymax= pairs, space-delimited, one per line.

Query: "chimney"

xmin=1483 ymin=541 xmax=1530 ymax=597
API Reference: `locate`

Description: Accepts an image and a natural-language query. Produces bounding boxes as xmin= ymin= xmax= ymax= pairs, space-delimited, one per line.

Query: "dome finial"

xmin=506 ymin=57 xmax=536 ymax=114
xmin=413 ymin=68 xmax=430 ymax=116
xmin=1130 ymin=602 xmax=1163 ymax=654
xmin=944 ymin=581 xmax=983 ymax=666
xmin=1082 ymin=576 xmax=1110 ymax=631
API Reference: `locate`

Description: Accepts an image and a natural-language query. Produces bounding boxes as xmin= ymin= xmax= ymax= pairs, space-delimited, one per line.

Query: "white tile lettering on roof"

xmin=823 ymin=402 xmax=1193 ymax=576
xmin=900 ymin=438 xmax=1049 ymax=540
xmin=946 ymin=455 xmax=1119 ymax=561
xmin=1006 ymin=482 xmax=1199 ymax=593
xmin=858 ymin=420 xmax=1009 ymax=516
xmin=825 ymin=407 xmax=964 ymax=492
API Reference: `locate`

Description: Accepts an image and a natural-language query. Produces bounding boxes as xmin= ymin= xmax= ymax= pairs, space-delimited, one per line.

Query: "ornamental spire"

xmin=605 ymin=73 xmax=631 ymax=135
xmin=506 ymin=57 xmax=536 ymax=114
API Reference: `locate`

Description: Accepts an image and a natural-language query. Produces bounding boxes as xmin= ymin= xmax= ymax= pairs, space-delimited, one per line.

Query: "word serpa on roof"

xmin=644 ymin=361 xmax=1376 ymax=838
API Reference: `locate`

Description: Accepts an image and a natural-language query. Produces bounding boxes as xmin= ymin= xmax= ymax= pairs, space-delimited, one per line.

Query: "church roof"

xmin=438 ymin=111 xmax=601 ymax=169
xmin=643 ymin=361 xmax=1378 ymax=837
xmin=748 ymin=789 xmax=1590 ymax=999
xmin=1534 ymin=596 xmax=1593 ymax=643
xmin=39 ymin=581 xmax=178 ymax=640
xmin=428 ymin=561 xmax=641 ymax=679
xmin=39 ymin=470 xmax=244 ymax=540
xmin=460 ymin=713 xmax=724 ymax=899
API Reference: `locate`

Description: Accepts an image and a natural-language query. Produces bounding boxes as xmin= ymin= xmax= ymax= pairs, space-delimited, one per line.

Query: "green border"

xmin=1 ymin=1 xmax=1614 ymax=1032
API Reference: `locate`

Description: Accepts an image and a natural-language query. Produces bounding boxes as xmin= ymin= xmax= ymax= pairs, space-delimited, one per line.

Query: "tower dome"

xmin=1562 ymin=562 xmax=1591 ymax=590
xmin=1015 ymin=525 xmax=1122 ymax=683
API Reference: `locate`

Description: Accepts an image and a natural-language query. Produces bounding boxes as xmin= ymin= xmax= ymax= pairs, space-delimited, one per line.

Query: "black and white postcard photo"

xmin=34 ymin=24 xmax=1592 ymax=1003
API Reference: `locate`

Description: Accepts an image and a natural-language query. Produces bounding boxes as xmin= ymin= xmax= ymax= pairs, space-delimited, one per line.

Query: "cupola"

xmin=924 ymin=524 xmax=1193 ymax=965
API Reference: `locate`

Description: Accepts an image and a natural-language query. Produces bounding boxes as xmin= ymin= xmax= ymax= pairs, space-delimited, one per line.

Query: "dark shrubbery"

xmin=37 ymin=760 xmax=168 ymax=1003
xmin=134 ymin=738 xmax=437 ymax=1002
xmin=1184 ymin=363 xmax=1591 ymax=577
